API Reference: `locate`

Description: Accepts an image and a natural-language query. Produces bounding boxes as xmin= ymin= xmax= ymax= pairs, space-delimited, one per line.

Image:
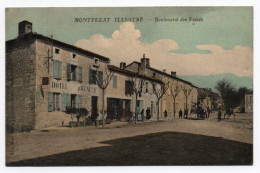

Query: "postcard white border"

xmin=0 ymin=1 xmax=259 ymax=173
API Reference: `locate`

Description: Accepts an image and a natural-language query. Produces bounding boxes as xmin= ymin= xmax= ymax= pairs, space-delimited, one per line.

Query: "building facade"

xmin=197 ymin=88 xmax=220 ymax=111
xmin=124 ymin=55 xmax=198 ymax=118
xmin=106 ymin=65 xmax=162 ymax=121
xmin=6 ymin=21 xmax=110 ymax=131
xmin=245 ymin=91 xmax=253 ymax=114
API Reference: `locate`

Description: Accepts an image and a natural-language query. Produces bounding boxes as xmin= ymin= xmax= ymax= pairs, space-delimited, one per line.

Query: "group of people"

xmin=128 ymin=108 xmax=152 ymax=124
xmin=218 ymin=107 xmax=236 ymax=121
xmin=196 ymin=106 xmax=211 ymax=120
xmin=178 ymin=109 xmax=189 ymax=119
xmin=128 ymin=106 xmax=236 ymax=123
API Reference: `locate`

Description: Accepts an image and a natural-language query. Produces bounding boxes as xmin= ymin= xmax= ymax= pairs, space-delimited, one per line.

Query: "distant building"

xmin=197 ymin=88 xmax=220 ymax=111
xmin=245 ymin=90 xmax=253 ymax=114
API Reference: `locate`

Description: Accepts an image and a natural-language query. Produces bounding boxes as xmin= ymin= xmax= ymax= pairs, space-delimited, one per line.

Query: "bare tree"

xmin=182 ymin=85 xmax=193 ymax=117
xmin=93 ymin=65 xmax=114 ymax=128
xmin=153 ymin=81 xmax=170 ymax=121
xmin=126 ymin=74 xmax=145 ymax=124
xmin=170 ymin=81 xmax=181 ymax=119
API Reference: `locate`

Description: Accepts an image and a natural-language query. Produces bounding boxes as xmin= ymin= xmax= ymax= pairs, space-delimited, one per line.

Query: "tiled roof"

xmin=108 ymin=65 xmax=163 ymax=83
xmin=6 ymin=33 xmax=110 ymax=62
xmin=125 ymin=61 xmax=194 ymax=85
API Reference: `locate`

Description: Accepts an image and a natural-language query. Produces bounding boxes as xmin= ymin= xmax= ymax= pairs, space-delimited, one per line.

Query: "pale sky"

xmin=6 ymin=7 xmax=253 ymax=77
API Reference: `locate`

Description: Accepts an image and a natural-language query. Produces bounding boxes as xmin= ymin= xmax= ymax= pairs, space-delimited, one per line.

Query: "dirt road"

xmin=6 ymin=113 xmax=253 ymax=165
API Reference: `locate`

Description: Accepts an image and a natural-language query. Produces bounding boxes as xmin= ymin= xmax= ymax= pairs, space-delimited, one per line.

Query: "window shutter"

xmin=113 ymin=76 xmax=117 ymax=88
xmin=78 ymin=66 xmax=82 ymax=83
xmin=98 ymin=71 xmax=103 ymax=85
xmin=53 ymin=61 xmax=58 ymax=79
xmin=89 ymin=69 xmax=92 ymax=84
xmin=61 ymin=94 xmax=66 ymax=111
xmin=66 ymin=94 xmax=71 ymax=108
xmin=48 ymin=92 xmax=53 ymax=112
xmin=67 ymin=64 xmax=71 ymax=81
xmin=58 ymin=61 xmax=62 ymax=79
xmin=35 ymin=91 xmax=40 ymax=103
xmin=78 ymin=95 xmax=82 ymax=108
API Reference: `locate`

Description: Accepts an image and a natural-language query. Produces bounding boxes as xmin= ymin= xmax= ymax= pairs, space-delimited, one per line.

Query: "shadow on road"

xmin=7 ymin=132 xmax=252 ymax=166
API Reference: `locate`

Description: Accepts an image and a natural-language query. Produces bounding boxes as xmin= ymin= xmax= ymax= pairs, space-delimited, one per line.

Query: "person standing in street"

xmin=141 ymin=109 xmax=144 ymax=121
xmin=179 ymin=109 xmax=183 ymax=119
xmin=164 ymin=109 xmax=168 ymax=118
xmin=218 ymin=109 xmax=222 ymax=122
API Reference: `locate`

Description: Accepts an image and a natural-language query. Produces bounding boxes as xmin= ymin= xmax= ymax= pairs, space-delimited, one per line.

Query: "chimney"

xmin=163 ymin=69 xmax=166 ymax=73
xmin=140 ymin=54 xmax=146 ymax=75
xmin=171 ymin=71 xmax=176 ymax=77
xmin=120 ymin=62 xmax=126 ymax=69
xmin=145 ymin=58 xmax=150 ymax=67
xmin=19 ymin=20 xmax=33 ymax=36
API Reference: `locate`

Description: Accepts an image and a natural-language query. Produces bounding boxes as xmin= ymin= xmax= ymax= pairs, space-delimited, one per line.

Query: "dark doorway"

xmin=71 ymin=94 xmax=77 ymax=108
xmin=107 ymin=98 xmax=121 ymax=120
xmin=91 ymin=96 xmax=98 ymax=117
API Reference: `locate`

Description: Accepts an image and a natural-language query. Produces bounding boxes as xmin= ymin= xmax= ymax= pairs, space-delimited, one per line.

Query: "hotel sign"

xmin=50 ymin=80 xmax=98 ymax=94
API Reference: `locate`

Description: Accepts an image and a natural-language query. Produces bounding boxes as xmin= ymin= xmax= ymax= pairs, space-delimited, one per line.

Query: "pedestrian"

xmin=184 ymin=109 xmax=188 ymax=119
xmin=218 ymin=109 xmax=222 ymax=122
xmin=146 ymin=108 xmax=151 ymax=120
xmin=208 ymin=108 xmax=211 ymax=119
xmin=179 ymin=109 xmax=183 ymax=119
xmin=164 ymin=109 xmax=168 ymax=118
xmin=141 ymin=109 xmax=144 ymax=121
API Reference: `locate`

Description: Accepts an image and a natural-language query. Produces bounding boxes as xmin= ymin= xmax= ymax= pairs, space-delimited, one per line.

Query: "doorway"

xmin=91 ymin=96 xmax=98 ymax=117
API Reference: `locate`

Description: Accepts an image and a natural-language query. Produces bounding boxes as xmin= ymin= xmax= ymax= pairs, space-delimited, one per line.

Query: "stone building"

xmin=106 ymin=65 xmax=162 ymax=121
xmin=245 ymin=90 xmax=253 ymax=114
xmin=6 ymin=21 xmax=110 ymax=131
xmin=124 ymin=54 xmax=198 ymax=118
xmin=197 ymin=88 xmax=220 ymax=111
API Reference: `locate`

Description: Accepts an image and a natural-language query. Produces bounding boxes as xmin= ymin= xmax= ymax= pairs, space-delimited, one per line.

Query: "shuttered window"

xmin=78 ymin=66 xmax=82 ymax=83
xmin=53 ymin=61 xmax=62 ymax=79
xmin=113 ymin=76 xmax=117 ymax=88
xmin=89 ymin=69 xmax=92 ymax=84
xmin=89 ymin=69 xmax=97 ymax=84
xmin=66 ymin=94 xmax=71 ymax=108
xmin=78 ymin=95 xmax=82 ymax=108
xmin=67 ymin=64 xmax=71 ymax=81
xmin=35 ymin=91 xmax=40 ymax=103
xmin=48 ymin=92 xmax=53 ymax=112
xmin=61 ymin=94 xmax=67 ymax=111
xmin=61 ymin=94 xmax=72 ymax=111
xmin=98 ymin=71 xmax=103 ymax=85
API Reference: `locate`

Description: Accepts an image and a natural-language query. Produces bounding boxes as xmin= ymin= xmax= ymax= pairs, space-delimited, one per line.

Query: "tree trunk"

xmin=135 ymin=93 xmax=138 ymax=124
xmin=102 ymin=89 xmax=105 ymax=128
xmin=157 ymin=99 xmax=160 ymax=121
xmin=173 ymin=97 xmax=176 ymax=119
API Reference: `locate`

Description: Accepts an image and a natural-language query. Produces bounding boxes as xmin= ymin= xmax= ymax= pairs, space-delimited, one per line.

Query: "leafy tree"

xmin=77 ymin=108 xmax=89 ymax=125
xmin=215 ymin=79 xmax=247 ymax=112
xmin=65 ymin=106 xmax=77 ymax=122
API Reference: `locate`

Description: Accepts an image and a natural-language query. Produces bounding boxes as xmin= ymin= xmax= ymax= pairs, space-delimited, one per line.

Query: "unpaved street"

xmin=6 ymin=113 xmax=253 ymax=165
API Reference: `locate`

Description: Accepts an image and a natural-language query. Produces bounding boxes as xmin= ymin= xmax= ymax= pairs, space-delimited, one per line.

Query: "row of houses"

xmin=6 ymin=21 xmax=219 ymax=132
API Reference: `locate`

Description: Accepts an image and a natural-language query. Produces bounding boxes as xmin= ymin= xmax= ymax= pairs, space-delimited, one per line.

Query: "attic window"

xmin=55 ymin=48 xmax=60 ymax=54
xmin=72 ymin=53 xmax=76 ymax=59
xmin=93 ymin=58 xmax=99 ymax=67
xmin=94 ymin=58 xmax=99 ymax=64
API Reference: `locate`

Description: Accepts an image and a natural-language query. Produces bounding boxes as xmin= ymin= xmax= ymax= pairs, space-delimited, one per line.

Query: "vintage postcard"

xmin=5 ymin=7 xmax=253 ymax=166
